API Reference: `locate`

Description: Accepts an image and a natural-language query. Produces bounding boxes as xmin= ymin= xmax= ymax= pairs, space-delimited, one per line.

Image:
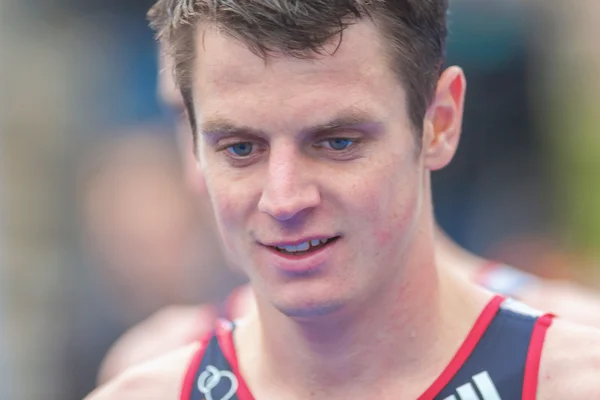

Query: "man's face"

xmin=192 ymin=21 xmax=433 ymax=317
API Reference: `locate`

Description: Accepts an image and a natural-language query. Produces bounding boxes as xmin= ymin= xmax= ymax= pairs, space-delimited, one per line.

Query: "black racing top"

xmin=181 ymin=295 xmax=553 ymax=400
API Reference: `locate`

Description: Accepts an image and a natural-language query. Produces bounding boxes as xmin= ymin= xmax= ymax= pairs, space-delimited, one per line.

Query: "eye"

xmin=322 ymin=138 xmax=354 ymax=151
xmin=226 ymin=142 xmax=253 ymax=157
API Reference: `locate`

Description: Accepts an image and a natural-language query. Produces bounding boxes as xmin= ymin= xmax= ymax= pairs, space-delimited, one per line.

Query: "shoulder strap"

xmin=522 ymin=313 xmax=554 ymax=400
xmin=430 ymin=298 xmax=545 ymax=400
xmin=419 ymin=295 xmax=505 ymax=399
xmin=180 ymin=320 xmax=255 ymax=400
xmin=180 ymin=332 xmax=213 ymax=400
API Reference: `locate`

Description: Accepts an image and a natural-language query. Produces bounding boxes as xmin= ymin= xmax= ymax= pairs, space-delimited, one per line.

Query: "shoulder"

xmin=518 ymin=279 xmax=600 ymax=328
xmin=537 ymin=317 xmax=600 ymax=399
xmin=85 ymin=341 xmax=205 ymax=400
xmin=98 ymin=304 xmax=217 ymax=384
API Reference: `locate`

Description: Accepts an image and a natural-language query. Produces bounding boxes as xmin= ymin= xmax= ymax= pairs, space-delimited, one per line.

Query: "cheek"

xmin=204 ymin=172 xmax=255 ymax=252
xmin=373 ymin=195 xmax=419 ymax=248
xmin=208 ymin=188 xmax=240 ymax=237
xmin=355 ymin=163 xmax=421 ymax=248
xmin=208 ymin=197 xmax=241 ymax=263
xmin=204 ymin=165 xmax=240 ymax=219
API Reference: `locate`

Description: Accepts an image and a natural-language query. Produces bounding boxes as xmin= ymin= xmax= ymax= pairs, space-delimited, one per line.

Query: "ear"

xmin=422 ymin=66 xmax=466 ymax=171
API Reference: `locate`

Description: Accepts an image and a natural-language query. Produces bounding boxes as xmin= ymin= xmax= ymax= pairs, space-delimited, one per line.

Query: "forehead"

xmin=192 ymin=21 xmax=406 ymax=129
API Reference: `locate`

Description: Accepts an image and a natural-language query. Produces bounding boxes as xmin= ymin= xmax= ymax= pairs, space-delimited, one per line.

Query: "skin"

xmin=87 ymin=20 xmax=600 ymax=399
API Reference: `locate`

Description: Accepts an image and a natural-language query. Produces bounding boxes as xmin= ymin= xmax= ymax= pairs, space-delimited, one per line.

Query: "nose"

xmin=258 ymin=149 xmax=320 ymax=221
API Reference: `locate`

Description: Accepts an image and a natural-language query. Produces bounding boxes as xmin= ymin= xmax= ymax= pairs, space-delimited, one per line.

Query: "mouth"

xmin=267 ymin=236 xmax=341 ymax=257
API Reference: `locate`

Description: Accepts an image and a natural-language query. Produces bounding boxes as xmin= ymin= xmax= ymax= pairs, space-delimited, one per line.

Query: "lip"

xmin=262 ymin=235 xmax=336 ymax=248
xmin=259 ymin=236 xmax=341 ymax=274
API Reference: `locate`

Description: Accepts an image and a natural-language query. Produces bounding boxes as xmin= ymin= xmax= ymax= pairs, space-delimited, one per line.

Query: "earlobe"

xmin=423 ymin=66 xmax=466 ymax=171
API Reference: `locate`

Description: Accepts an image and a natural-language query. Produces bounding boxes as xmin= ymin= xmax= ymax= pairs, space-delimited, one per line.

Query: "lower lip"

xmin=261 ymin=239 xmax=340 ymax=274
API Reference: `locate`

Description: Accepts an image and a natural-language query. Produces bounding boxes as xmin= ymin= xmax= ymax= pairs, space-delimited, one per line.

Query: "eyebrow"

xmin=200 ymin=108 xmax=384 ymax=139
xmin=201 ymin=119 xmax=266 ymax=139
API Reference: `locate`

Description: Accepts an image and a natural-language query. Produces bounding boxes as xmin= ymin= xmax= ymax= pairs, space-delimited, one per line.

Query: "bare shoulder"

xmin=537 ymin=317 xmax=600 ymax=399
xmin=84 ymin=341 xmax=202 ymax=400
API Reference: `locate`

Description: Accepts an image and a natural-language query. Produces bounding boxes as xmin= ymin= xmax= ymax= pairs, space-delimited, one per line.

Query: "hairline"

xmin=174 ymin=18 xmax=425 ymax=150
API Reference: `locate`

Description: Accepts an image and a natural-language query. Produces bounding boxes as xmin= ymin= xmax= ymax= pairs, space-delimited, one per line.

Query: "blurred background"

xmin=1 ymin=0 xmax=599 ymax=398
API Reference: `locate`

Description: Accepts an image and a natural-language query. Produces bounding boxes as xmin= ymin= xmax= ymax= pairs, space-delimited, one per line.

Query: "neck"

xmin=237 ymin=242 xmax=479 ymax=398
xmin=434 ymin=226 xmax=488 ymax=281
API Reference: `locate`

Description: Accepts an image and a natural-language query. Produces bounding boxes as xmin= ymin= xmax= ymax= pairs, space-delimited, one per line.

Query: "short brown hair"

xmin=148 ymin=0 xmax=448 ymax=142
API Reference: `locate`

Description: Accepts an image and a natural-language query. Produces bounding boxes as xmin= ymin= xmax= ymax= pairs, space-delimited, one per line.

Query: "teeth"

xmin=277 ymin=241 xmax=308 ymax=252
xmin=276 ymin=239 xmax=331 ymax=253
xmin=280 ymin=244 xmax=298 ymax=252
xmin=296 ymin=241 xmax=310 ymax=251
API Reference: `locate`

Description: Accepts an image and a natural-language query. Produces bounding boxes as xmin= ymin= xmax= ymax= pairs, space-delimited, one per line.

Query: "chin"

xmin=257 ymin=269 xmax=358 ymax=319
xmin=274 ymin=301 xmax=345 ymax=320
xmin=269 ymin=289 xmax=348 ymax=320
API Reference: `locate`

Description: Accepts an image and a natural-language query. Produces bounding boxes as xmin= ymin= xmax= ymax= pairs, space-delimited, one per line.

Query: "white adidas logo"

xmin=443 ymin=371 xmax=502 ymax=400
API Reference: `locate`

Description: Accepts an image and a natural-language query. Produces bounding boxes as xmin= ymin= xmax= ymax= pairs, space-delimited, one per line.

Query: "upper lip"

xmin=260 ymin=235 xmax=339 ymax=248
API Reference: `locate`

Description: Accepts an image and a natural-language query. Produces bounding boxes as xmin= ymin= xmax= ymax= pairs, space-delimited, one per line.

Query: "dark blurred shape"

xmin=433 ymin=0 xmax=551 ymax=257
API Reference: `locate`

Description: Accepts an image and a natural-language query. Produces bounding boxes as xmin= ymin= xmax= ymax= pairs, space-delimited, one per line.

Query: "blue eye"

xmin=226 ymin=142 xmax=253 ymax=157
xmin=326 ymin=138 xmax=353 ymax=151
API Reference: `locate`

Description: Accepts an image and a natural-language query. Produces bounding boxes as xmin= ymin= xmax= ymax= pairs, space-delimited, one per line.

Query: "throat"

xmin=240 ymin=275 xmax=446 ymax=397
xmin=238 ymin=312 xmax=445 ymax=400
